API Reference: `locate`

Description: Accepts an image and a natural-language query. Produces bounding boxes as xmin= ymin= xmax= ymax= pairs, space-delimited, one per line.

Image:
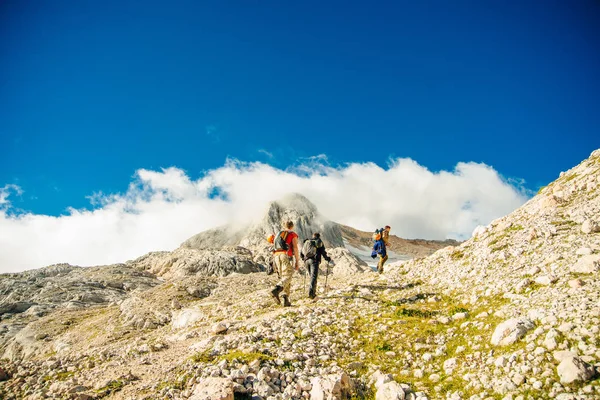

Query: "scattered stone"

xmin=581 ymin=219 xmax=600 ymax=234
xmin=557 ymin=356 xmax=596 ymax=384
xmin=570 ymin=254 xmax=600 ymax=274
xmin=212 ymin=322 xmax=228 ymax=334
xmin=376 ymin=380 xmax=406 ymax=400
xmin=310 ymin=373 xmax=353 ymax=400
xmin=491 ymin=318 xmax=534 ymax=346
xmin=568 ymin=278 xmax=584 ymax=288
xmin=190 ymin=377 xmax=234 ymax=400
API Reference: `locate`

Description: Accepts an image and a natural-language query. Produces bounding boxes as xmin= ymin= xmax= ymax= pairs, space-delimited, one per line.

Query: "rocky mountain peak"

xmin=182 ymin=192 xmax=344 ymax=252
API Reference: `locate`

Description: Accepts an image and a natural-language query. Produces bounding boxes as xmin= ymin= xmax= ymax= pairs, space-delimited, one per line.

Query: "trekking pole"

xmin=302 ymin=262 xmax=306 ymax=294
xmin=324 ymin=261 xmax=330 ymax=296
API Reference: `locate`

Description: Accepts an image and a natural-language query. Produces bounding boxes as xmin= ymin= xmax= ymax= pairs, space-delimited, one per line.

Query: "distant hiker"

xmin=270 ymin=221 xmax=301 ymax=307
xmin=371 ymin=225 xmax=390 ymax=274
xmin=300 ymin=232 xmax=332 ymax=300
xmin=265 ymin=234 xmax=277 ymax=276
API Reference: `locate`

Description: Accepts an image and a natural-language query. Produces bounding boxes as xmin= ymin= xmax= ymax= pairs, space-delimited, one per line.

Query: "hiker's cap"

xmin=385 ymin=225 xmax=391 ymax=229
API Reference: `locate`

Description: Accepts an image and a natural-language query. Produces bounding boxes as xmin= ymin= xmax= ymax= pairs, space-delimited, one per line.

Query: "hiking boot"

xmin=270 ymin=286 xmax=283 ymax=305
xmin=282 ymin=295 xmax=292 ymax=307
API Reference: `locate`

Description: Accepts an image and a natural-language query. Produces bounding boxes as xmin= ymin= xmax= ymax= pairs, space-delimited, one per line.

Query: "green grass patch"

xmin=490 ymin=243 xmax=509 ymax=253
xmin=449 ymin=306 xmax=469 ymax=315
xmin=95 ymin=379 xmax=125 ymax=397
xmin=43 ymin=371 xmax=75 ymax=382
xmin=190 ymin=350 xmax=215 ymax=363
xmin=396 ymin=307 xmax=438 ymax=318
xmin=550 ymin=220 xmax=577 ymax=227
xmin=375 ymin=342 xmax=393 ymax=352
xmin=560 ymin=173 xmax=578 ymax=183
xmin=219 ymin=350 xmax=273 ymax=364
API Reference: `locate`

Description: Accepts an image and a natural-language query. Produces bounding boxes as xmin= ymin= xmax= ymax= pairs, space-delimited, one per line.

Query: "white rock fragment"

xmin=491 ymin=318 xmax=534 ymax=346
xmin=557 ymin=356 xmax=596 ymax=384
xmin=571 ymin=254 xmax=600 ymax=274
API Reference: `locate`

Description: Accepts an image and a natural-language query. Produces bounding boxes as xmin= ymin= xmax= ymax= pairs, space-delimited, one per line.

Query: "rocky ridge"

xmin=0 ymin=149 xmax=599 ymax=399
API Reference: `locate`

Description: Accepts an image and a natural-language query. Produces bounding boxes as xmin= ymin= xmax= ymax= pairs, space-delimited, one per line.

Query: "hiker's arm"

xmin=320 ymin=246 xmax=331 ymax=262
xmin=293 ymin=236 xmax=300 ymax=269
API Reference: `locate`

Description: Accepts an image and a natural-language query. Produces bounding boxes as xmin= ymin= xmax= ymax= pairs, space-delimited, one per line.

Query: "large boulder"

xmin=557 ymin=356 xmax=596 ymax=384
xmin=190 ymin=377 xmax=234 ymax=400
xmin=376 ymin=382 xmax=406 ymax=400
xmin=310 ymin=373 xmax=353 ymax=400
xmin=491 ymin=318 xmax=534 ymax=346
xmin=570 ymin=254 xmax=600 ymax=274
xmin=327 ymin=248 xmax=369 ymax=275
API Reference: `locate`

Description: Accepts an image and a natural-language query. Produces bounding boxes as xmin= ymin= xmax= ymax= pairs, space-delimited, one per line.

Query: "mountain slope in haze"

xmin=338 ymin=223 xmax=460 ymax=259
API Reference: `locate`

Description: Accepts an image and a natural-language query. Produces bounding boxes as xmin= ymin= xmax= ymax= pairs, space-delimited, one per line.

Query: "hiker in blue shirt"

xmin=371 ymin=225 xmax=391 ymax=274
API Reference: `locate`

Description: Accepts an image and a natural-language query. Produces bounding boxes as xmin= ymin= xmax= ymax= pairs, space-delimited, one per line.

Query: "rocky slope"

xmin=0 ymin=149 xmax=599 ymax=400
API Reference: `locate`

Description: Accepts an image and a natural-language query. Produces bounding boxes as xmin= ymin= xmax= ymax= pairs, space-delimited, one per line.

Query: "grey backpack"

xmin=302 ymin=239 xmax=318 ymax=259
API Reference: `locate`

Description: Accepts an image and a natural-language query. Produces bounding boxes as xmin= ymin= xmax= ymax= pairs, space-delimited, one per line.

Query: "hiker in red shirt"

xmin=270 ymin=220 xmax=301 ymax=307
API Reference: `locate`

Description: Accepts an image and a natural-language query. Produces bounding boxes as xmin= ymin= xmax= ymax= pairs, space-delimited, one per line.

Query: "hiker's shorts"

xmin=275 ymin=252 xmax=294 ymax=297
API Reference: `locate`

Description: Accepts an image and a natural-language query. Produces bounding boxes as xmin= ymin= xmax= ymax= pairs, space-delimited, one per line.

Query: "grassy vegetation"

xmin=191 ymin=348 xmax=273 ymax=365
xmin=43 ymin=371 xmax=75 ymax=382
xmin=156 ymin=374 xmax=191 ymax=392
xmin=316 ymin=289 xmax=518 ymax=398
xmin=450 ymin=250 xmax=464 ymax=261
xmin=505 ymin=224 xmax=524 ymax=232
xmin=94 ymin=379 xmax=125 ymax=397
xmin=490 ymin=243 xmax=509 ymax=253
xmin=560 ymin=172 xmax=578 ymax=183
xmin=550 ymin=220 xmax=578 ymax=227
xmin=220 ymin=350 xmax=274 ymax=364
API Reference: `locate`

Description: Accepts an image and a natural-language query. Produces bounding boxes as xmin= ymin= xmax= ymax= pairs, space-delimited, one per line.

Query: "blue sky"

xmin=1 ymin=0 xmax=598 ymax=216
xmin=0 ymin=1 xmax=599 ymax=271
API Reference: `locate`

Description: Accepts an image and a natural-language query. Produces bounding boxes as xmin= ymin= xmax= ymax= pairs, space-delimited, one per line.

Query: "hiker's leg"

xmin=277 ymin=255 xmax=294 ymax=298
xmin=307 ymin=259 xmax=318 ymax=298
xmin=274 ymin=254 xmax=285 ymax=281
xmin=379 ymin=255 xmax=388 ymax=272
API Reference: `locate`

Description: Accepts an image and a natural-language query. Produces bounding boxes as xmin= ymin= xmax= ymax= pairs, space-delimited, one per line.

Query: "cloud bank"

xmin=0 ymin=158 xmax=529 ymax=273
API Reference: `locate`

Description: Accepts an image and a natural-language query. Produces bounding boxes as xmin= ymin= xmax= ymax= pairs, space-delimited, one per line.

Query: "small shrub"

xmin=375 ymin=342 xmax=392 ymax=352
xmin=396 ymin=308 xmax=437 ymax=318
xmin=190 ymin=351 xmax=215 ymax=363
xmin=449 ymin=306 xmax=469 ymax=314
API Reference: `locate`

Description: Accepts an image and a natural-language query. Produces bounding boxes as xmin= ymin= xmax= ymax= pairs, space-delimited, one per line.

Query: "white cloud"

xmin=0 ymin=158 xmax=529 ymax=273
xmin=258 ymin=149 xmax=274 ymax=159
xmin=0 ymin=184 xmax=23 ymax=206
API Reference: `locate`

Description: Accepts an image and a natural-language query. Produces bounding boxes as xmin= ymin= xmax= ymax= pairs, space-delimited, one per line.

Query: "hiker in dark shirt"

xmin=301 ymin=232 xmax=332 ymax=300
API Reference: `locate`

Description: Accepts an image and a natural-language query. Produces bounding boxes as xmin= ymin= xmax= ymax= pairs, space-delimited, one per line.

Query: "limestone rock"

xmin=212 ymin=322 xmax=228 ymax=334
xmin=570 ymin=254 xmax=600 ymax=274
xmin=310 ymin=373 xmax=353 ymax=400
xmin=171 ymin=308 xmax=204 ymax=329
xmin=491 ymin=318 xmax=534 ymax=346
xmin=376 ymin=381 xmax=406 ymax=400
xmin=581 ymin=219 xmax=600 ymax=234
xmin=557 ymin=356 xmax=596 ymax=384
xmin=190 ymin=377 xmax=234 ymax=400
